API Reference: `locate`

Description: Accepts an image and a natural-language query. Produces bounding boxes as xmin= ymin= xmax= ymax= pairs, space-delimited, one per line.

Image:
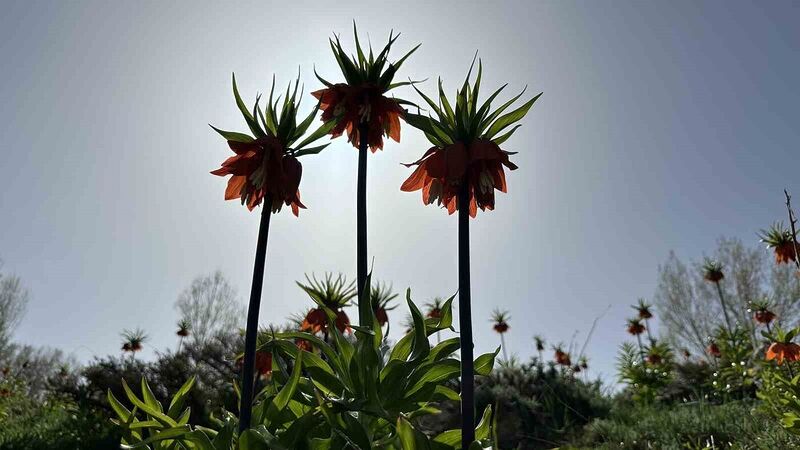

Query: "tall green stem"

xmin=238 ymin=197 xmax=272 ymax=433
xmin=457 ymin=185 xmax=475 ymax=450
xmin=357 ymin=124 xmax=369 ymax=316
xmin=500 ymin=333 xmax=508 ymax=362
xmin=715 ymin=281 xmax=734 ymax=335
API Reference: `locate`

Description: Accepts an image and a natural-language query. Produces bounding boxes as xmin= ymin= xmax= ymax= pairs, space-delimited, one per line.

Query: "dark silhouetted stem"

xmin=636 ymin=334 xmax=645 ymax=363
xmin=357 ymin=123 xmax=369 ymax=317
xmin=644 ymin=319 xmax=654 ymax=344
xmin=715 ymin=282 xmax=734 ymax=335
xmin=458 ymin=185 xmax=475 ymax=450
xmin=239 ymin=197 xmax=272 ymax=433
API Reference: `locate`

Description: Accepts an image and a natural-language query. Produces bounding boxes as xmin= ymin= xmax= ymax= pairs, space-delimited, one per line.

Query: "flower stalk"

xmin=211 ymin=73 xmax=333 ymax=433
xmin=457 ymin=184 xmax=475 ymax=449
xmin=239 ymin=196 xmax=272 ymax=432
xmin=703 ymin=260 xmax=733 ymax=335
xmin=715 ymin=281 xmax=733 ymax=335
xmin=357 ymin=123 xmax=369 ymax=308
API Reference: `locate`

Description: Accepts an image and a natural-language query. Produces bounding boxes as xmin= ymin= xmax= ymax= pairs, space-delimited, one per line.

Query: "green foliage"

xmin=616 ymin=342 xmax=672 ymax=404
xmin=756 ymin=325 xmax=800 ymax=434
xmin=405 ymin=56 xmax=541 ymax=147
xmin=0 ymin=376 xmax=119 ymax=450
xmin=660 ymin=360 xmax=715 ymax=404
xmin=757 ymin=363 xmax=800 ymax=434
xmin=211 ymin=72 xmax=335 ymax=154
xmin=107 ymin=290 xmax=498 ymax=449
xmin=710 ymin=326 xmax=757 ymax=400
xmin=315 ymin=22 xmax=420 ymax=92
xmin=577 ymin=400 xmax=800 ymax=449
xmin=66 ymin=338 xmax=240 ymax=428
xmin=420 ymin=358 xmax=610 ymax=450
xmin=296 ymin=272 xmax=356 ymax=310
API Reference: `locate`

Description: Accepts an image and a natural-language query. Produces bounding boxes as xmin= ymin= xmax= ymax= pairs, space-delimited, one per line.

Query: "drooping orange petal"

xmin=469 ymin=194 xmax=477 ymax=218
xmin=386 ymin=110 xmax=401 ymax=143
xmin=402 ymin=147 xmax=438 ymax=167
xmin=311 ymin=88 xmax=336 ymax=109
xmin=767 ymin=343 xmax=786 ymax=364
xmin=446 ymin=196 xmax=457 ymax=215
xmin=401 ymin=164 xmax=429 ymax=192
xmin=491 ymin=165 xmax=508 ymax=193
xmin=421 ymin=178 xmax=433 ymax=204
xmin=211 ymin=166 xmax=230 ymax=176
xmin=224 ymin=176 xmax=247 ymax=200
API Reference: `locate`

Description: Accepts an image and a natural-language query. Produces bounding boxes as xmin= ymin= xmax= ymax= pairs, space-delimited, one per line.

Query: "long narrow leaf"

xmin=485 ymin=92 xmax=542 ymax=139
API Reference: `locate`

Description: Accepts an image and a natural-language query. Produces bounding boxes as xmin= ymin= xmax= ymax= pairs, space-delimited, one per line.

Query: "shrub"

xmin=0 ymin=376 xmax=119 ymax=450
xmin=420 ymin=358 xmax=611 ymax=450
xmin=61 ymin=332 xmax=241 ymax=427
xmin=578 ymin=400 xmax=800 ymax=449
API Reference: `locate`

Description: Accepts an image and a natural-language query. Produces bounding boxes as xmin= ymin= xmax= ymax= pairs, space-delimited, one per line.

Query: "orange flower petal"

xmin=386 ymin=110 xmax=401 ymax=143
xmin=401 ymin=164 xmax=429 ymax=192
xmin=224 ymin=176 xmax=246 ymax=200
xmin=469 ymin=195 xmax=477 ymax=218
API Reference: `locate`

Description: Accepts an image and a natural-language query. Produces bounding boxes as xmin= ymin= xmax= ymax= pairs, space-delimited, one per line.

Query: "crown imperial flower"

xmin=312 ymin=24 xmax=418 ymax=152
xmin=211 ymin=74 xmax=333 ymax=214
xmin=401 ymin=58 xmax=540 ymax=217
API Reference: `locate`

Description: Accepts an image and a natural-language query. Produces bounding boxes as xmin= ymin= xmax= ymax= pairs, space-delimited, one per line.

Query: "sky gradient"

xmin=1 ymin=0 xmax=799 ymax=384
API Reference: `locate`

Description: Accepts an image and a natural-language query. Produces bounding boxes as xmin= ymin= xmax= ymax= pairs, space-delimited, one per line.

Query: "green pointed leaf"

xmin=407 ymin=289 xmax=431 ymax=361
xmin=427 ymin=337 xmax=460 ymax=362
xmin=392 ymin=43 xmax=421 ymax=72
xmin=353 ymin=22 xmax=367 ymax=66
xmin=294 ymin=144 xmax=330 ymax=158
xmin=432 ymin=429 xmax=460 ymax=446
xmin=232 ymin=73 xmax=265 ymax=138
xmin=432 ymin=385 xmax=461 ymax=402
xmin=128 ymin=420 xmax=161 ymax=429
xmin=269 ymin=351 xmax=303 ymax=416
xmin=119 ymin=425 xmax=191 ymax=449
xmin=140 ymin=378 xmax=162 ymax=413
xmin=209 ymin=125 xmax=254 ymax=143
xmin=291 ymin=102 xmax=321 ymax=144
xmin=485 ymin=92 xmax=541 ymax=139
xmin=405 ymin=358 xmax=460 ymax=397
xmin=122 ymin=379 xmax=177 ymax=427
xmin=470 ymin=60 xmax=483 ymax=116
xmin=491 ymin=124 xmax=522 ymax=146
xmin=474 ymin=348 xmax=500 ymax=376
xmin=397 ymin=416 xmax=431 ymax=450
xmin=295 ymin=120 xmax=336 ymax=150
xmin=167 ymin=376 xmax=195 ymax=419
xmin=475 ymin=405 xmax=493 ymax=440
xmin=411 ymin=83 xmax=444 ymax=119
xmin=107 ymin=389 xmax=132 ymax=422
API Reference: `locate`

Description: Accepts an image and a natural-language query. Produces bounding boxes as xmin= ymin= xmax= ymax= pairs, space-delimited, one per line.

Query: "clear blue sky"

xmin=1 ymin=0 xmax=798 ymax=384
